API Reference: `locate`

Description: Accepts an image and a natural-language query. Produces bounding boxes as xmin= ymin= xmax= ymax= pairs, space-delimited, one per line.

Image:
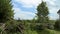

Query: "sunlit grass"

xmin=24 ymin=29 xmax=60 ymax=34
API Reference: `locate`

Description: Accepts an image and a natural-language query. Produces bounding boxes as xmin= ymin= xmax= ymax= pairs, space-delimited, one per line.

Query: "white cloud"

xmin=49 ymin=6 xmax=59 ymax=20
xmin=14 ymin=0 xmax=57 ymax=8
xmin=49 ymin=8 xmax=59 ymax=14
xmin=46 ymin=0 xmax=56 ymax=5
xmin=13 ymin=8 xmax=35 ymax=20
xmin=13 ymin=0 xmax=59 ymax=20
xmin=14 ymin=0 xmax=41 ymax=8
xmin=49 ymin=15 xmax=59 ymax=20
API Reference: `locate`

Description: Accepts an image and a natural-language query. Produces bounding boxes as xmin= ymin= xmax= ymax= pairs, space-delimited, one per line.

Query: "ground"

xmin=24 ymin=29 xmax=60 ymax=34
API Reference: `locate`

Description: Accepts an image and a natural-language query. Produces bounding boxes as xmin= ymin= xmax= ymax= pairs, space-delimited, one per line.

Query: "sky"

xmin=12 ymin=0 xmax=60 ymax=20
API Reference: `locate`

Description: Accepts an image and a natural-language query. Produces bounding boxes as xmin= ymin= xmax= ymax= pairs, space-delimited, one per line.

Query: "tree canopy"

xmin=0 ymin=0 xmax=14 ymax=23
xmin=36 ymin=1 xmax=49 ymax=23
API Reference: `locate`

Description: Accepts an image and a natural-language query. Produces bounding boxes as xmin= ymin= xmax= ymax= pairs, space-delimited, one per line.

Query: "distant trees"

xmin=0 ymin=0 xmax=14 ymax=23
xmin=54 ymin=20 xmax=60 ymax=30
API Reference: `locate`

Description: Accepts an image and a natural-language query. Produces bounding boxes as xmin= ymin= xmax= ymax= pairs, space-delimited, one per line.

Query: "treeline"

xmin=0 ymin=0 xmax=60 ymax=34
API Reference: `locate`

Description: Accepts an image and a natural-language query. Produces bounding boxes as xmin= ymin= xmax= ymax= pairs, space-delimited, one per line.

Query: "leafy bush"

xmin=0 ymin=27 xmax=3 ymax=32
xmin=35 ymin=25 xmax=44 ymax=31
xmin=30 ymin=24 xmax=44 ymax=31
xmin=54 ymin=20 xmax=60 ymax=30
xmin=47 ymin=24 xmax=54 ymax=30
xmin=4 ymin=20 xmax=22 ymax=34
xmin=24 ymin=29 xmax=38 ymax=34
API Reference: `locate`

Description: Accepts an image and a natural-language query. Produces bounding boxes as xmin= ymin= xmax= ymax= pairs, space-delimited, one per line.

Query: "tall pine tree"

xmin=36 ymin=1 xmax=49 ymax=23
xmin=0 ymin=0 xmax=14 ymax=23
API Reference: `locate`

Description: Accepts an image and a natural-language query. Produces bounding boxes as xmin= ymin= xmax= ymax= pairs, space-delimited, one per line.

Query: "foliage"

xmin=0 ymin=0 xmax=59 ymax=34
xmin=47 ymin=23 xmax=54 ymax=30
xmin=54 ymin=20 xmax=60 ymax=30
xmin=30 ymin=24 xmax=44 ymax=31
xmin=0 ymin=0 xmax=14 ymax=23
xmin=36 ymin=1 xmax=49 ymax=30
xmin=4 ymin=20 xmax=23 ymax=34
xmin=36 ymin=1 xmax=49 ymax=23
xmin=24 ymin=29 xmax=38 ymax=34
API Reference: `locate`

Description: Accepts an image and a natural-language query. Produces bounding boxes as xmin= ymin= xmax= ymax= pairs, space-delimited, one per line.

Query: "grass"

xmin=24 ymin=29 xmax=60 ymax=34
xmin=36 ymin=29 xmax=54 ymax=34
xmin=52 ymin=30 xmax=60 ymax=34
xmin=24 ymin=29 xmax=38 ymax=34
xmin=47 ymin=29 xmax=60 ymax=34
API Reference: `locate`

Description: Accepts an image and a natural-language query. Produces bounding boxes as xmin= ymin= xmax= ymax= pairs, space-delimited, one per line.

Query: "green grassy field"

xmin=50 ymin=30 xmax=60 ymax=34
xmin=24 ymin=29 xmax=60 ymax=34
xmin=46 ymin=29 xmax=60 ymax=34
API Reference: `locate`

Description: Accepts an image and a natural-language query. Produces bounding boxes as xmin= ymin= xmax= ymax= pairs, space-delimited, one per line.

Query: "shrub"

xmin=4 ymin=20 xmax=23 ymax=34
xmin=54 ymin=20 xmax=60 ymax=30
xmin=47 ymin=24 xmax=54 ymax=30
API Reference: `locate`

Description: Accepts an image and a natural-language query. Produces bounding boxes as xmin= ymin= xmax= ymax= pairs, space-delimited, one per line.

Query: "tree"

xmin=36 ymin=1 xmax=49 ymax=23
xmin=0 ymin=0 xmax=14 ymax=23
xmin=36 ymin=1 xmax=49 ymax=30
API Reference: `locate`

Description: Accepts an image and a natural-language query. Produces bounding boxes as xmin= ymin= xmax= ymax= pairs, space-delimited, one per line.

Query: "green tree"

xmin=0 ymin=0 xmax=14 ymax=23
xmin=36 ymin=1 xmax=49 ymax=23
xmin=36 ymin=1 xmax=49 ymax=30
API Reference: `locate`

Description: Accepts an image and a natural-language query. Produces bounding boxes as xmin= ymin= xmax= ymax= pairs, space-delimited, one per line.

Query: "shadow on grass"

xmin=36 ymin=29 xmax=51 ymax=34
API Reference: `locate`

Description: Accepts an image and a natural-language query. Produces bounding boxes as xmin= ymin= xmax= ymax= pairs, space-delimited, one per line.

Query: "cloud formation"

xmin=12 ymin=0 xmax=59 ymax=20
xmin=13 ymin=8 xmax=35 ymax=20
xmin=14 ymin=0 xmax=41 ymax=8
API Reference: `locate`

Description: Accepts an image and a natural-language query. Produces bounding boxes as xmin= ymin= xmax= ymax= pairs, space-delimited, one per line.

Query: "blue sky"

xmin=12 ymin=0 xmax=60 ymax=20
